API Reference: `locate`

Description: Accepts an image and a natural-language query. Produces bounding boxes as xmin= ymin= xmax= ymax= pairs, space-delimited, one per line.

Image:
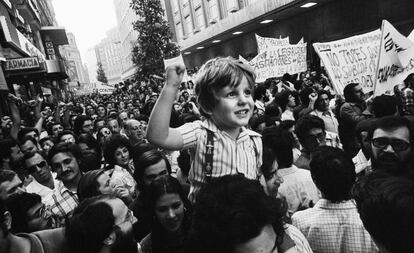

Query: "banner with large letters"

xmin=248 ymin=42 xmax=307 ymax=83
xmin=313 ymin=30 xmax=381 ymax=95
xmin=374 ymin=20 xmax=414 ymax=95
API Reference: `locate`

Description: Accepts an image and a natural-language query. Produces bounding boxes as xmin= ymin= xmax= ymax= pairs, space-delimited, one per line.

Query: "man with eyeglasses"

xmin=124 ymin=119 xmax=146 ymax=146
xmin=43 ymin=143 xmax=82 ymax=226
xmin=66 ymin=195 xmax=139 ymax=253
xmin=367 ymin=116 xmax=412 ymax=173
xmin=23 ymin=151 xmax=57 ymax=200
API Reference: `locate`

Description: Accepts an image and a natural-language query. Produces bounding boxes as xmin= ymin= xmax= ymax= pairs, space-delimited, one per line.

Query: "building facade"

xmin=113 ymin=0 xmax=139 ymax=81
xmin=0 ymin=0 xmax=69 ymax=115
xmin=94 ymin=27 xmax=123 ymax=85
xmin=60 ymin=32 xmax=88 ymax=84
xmin=163 ymin=0 xmax=414 ymax=69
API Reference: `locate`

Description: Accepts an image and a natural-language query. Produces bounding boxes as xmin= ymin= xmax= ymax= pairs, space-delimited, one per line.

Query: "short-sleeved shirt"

xmin=178 ymin=119 xmax=262 ymax=202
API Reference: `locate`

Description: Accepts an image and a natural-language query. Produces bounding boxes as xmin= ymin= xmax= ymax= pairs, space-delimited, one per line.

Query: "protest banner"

xmin=255 ymin=34 xmax=290 ymax=53
xmin=313 ymin=30 xmax=381 ymax=95
xmin=374 ymin=20 xmax=414 ymax=96
xmin=248 ymin=43 xmax=307 ymax=83
xmin=163 ymin=54 xmax=189 ymax=82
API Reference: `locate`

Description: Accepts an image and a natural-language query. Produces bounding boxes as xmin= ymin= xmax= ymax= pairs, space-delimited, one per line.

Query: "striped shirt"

xmin=284 ymin=224 xmax=314 ymax=253
xmin=178 ymin=119 xmax=262 ymax=203
xmin=292 ymin=199 xmax=379 ymax=253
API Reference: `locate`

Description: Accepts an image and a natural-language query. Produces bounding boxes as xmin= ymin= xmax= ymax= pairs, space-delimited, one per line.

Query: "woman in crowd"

xmin=103 ymin=134 xmax=137 ymax=203
xmin=139 ymin=175 xmax=191 ymax=253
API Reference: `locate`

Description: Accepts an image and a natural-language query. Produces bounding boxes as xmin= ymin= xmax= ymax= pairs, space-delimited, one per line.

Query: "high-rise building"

xmin=60 ymin=33 xmax=88 ymax=84
xmin=94 ymin=27 xmax=123 ymax=85
xmin=84 ymin=47 xmax=98 ymax=83
xmin=163 ymin=0 xmax=414 ymax=69
xmin=113 ymin=0 xmax=139 ymax=81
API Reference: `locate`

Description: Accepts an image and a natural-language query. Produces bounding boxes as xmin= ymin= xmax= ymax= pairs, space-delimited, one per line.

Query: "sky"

xmin=52 ymin=0 xmax=118 ymax=58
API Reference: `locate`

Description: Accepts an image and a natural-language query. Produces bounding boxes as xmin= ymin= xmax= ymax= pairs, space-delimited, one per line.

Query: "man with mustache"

xmin=44 ymin=143 xmax=82 ymax=226
xmin=66 ymin=195 xmax=139 ymax=253
xmin=368 ymin=116 xmax=412 ymax=173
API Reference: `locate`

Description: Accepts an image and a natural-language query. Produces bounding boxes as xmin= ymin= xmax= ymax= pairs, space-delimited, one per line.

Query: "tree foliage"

xmin=130 ymin=0 xmax=180 ymax=82
xmin=96 ymin=62 xmax=108 ymax=84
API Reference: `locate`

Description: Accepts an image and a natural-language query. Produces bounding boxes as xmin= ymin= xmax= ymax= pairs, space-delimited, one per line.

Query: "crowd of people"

xmin=0 ymin=56 xmax=413 ymax=253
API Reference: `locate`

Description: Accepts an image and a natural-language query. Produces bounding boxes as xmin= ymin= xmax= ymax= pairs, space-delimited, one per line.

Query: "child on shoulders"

xmin=147 ymin=57 xmax=263 ymax=202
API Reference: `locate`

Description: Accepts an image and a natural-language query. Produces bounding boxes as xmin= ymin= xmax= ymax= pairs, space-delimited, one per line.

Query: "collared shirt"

xmin=178 ymin=119 xmax=262 ymax=203
xmin=325 ymin=131 xmax=342 ymax=149
xmin=292 ymin=199 xmax=379 ymax=253
xmin=281 ymin=110 xmax=295 ymax=121
xmin=43 ymin=181 xmax=79 ymax=223
xmin=310 ymin=110 xmax=339 ymax=134
xmin=284 ymin=224 xmax=314 ymax=253
xmin=277 ymin=165 xmax=320 ymax=215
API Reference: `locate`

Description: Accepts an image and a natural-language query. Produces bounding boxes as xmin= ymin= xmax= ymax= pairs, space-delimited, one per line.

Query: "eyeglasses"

xmin=372 ymin=137 xmax=410 ymax=151
xmin=27 ymin=161 xmax=47 ymax=174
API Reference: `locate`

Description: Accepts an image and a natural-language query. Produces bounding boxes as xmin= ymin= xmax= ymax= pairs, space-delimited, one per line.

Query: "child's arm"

xmin=147 ymin=64 xmax=186 ymax=150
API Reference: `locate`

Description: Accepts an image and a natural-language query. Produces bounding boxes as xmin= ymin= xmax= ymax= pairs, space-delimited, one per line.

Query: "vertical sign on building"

xmin=45 ymin=41 xmax=56 ymax=60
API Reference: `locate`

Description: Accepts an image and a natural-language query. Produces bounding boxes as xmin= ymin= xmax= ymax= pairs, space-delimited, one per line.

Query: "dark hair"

xmin=372 ymin=95 xmax=398 ymax=118
xmin=253 ymin=84 xmax=267 ymax=101
xmin=177 ymin=150 xmax=191 ymax=177
xmin=77 ymin=134 xmax=101 ymax=155
xmin=39 ymin=136 xmax=53 ymax=147
xmin=19 ymin=135 xmax=38 ymax=147
xmin=274 ymin=90 xmax=293 ymax=112
xmin=261 ymin=126 xmax=294 ymax=168
xmin=6 ymin=192 xmax=41 ymax=233
xmin=77 ymin=169 xmax=106 ymax=202
xmin=66 ymin=195 xmax=116 ymax=253
xmin=133 ymin=149 xmax=171 ymax=190
xmin=188 ymin=175 xmax=285 ymax=253
xmin=22 ymin=150 xmax=45 ymax=163
xmin=47 ymin=143 xmax=83 ymax=167
xmin=299 ymin=87 xmax=315 ymax=107
xmin=295 ymin=115 xmax=325 ymax=143
xmin=57 ymin=130 xmax=77 ymax=143
xmin=367 ymin=116 xmax=412 ymax=146
xmin=264 ymin=102 xmax=281 ymax=127
xmin=144 ymin=175 xmax=191 ymax=223
xmin=343 ymin=83 xmax=359 ymax=102
xmin=0 ymin=138 xmax=19 ymax=161
xmin=103 ymin=134 xmax=132 ymax=166
xmin=73 ymin=115 xmax=92 ymax=135
xmin=315 ymin=90 xmax=331 ymax=110
xmin=93 ymin=118 xmax=106 ymax=132
xmin=17 ymin=127 xmax=39 ymax=143
xmin=0 ymin=169 xmax=17 ymax=185
xmin=352 ymin=171 xmax=414 ymax=253
xmin=310 ymin=146 xmax=356 ymax=202
xmin=195 ymin=57 xmax=255 ymax=117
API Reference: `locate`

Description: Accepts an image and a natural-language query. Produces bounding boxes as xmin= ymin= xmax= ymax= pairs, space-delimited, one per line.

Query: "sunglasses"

xmin=372 ymin=137 xmax=410 ymax=152
xmin=27 ymin=161 xmax=47 ymax=174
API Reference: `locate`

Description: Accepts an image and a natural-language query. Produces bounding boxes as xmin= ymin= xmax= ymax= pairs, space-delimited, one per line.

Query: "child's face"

xmin=209 ymin=76 xmax=254 ymax=135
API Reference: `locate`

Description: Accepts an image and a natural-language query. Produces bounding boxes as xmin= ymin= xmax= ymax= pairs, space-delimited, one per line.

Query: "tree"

xmin=96 ymin=62 xmax=108 ymax=84
xmin=130 ymin=0 xmax=181 ymax=83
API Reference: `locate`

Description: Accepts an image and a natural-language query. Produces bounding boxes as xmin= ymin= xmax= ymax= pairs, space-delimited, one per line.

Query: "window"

xmin=226 ymin=0 xmax=239 ymax=12
xmin=194 ymin=6 xmax=205 ymax=29
xmin=176 ymin=22 xmax=184 ymax=40
xmin=207 ymin=0 xmax=219 ymax=21
xmin=171 ymin=0 xmax=179 ymax=14
xmin=184 ymin=15 xmax=193 ymax=35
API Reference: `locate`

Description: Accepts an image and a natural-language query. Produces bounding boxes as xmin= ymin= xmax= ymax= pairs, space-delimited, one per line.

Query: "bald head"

xmin=125 ymin=119 xmax=145 ymax=144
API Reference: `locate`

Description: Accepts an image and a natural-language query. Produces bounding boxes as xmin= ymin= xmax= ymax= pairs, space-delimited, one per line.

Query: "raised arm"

xmin=8 ymin=94 xmax=21 ymax=141
xmin=147 ymin=64 xmax=185 ymax=150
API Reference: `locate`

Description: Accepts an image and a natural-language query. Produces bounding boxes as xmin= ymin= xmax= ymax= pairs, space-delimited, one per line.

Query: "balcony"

xmin=10 ymin=0 xmax=40 ymax=24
